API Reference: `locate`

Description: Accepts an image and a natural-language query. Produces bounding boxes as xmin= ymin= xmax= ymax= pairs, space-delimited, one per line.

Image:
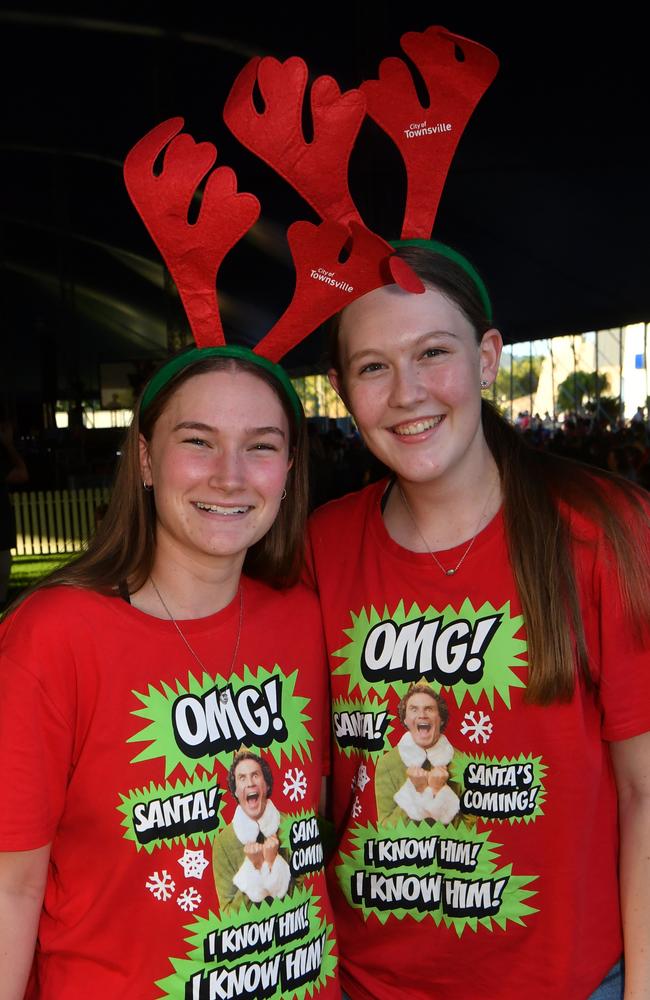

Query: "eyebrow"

xmin=347 ymin=330 xmax=459 ymax=364
xmin=172 ymin=420 xmax=286 ymax=438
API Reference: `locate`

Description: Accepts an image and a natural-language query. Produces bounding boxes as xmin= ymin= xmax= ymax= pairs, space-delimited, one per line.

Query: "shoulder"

xmin=0 ymin=587 xmax=121 ymax=714
xmin=557 ymin=473 xmax=650 ymax=621
xmin=376 ymin=744 xmax=400 ymax=768
xmin=243 ymin=576 xmax=320 ymax=619
xmin=2 ymin=584 xmax=114 ymax=629
xmin=1 ymin=586 xmax=121 ymax=657
xmin=375 ymin=745 xmax=403 ymax=782
xmin=216 ymin=821 xmax=239 ymax=848
xmin=309 ymin=479 xmax=386 ymax=541
xmin=239 ymin=578 xmax=327 ymax=680
xmin=556 ymin=468 xmax=650 ymax=545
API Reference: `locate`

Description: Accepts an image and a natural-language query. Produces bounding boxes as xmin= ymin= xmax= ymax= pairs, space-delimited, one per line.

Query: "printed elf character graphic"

xmin=375 ymin=684 xmax=463 ymax=826
xmin=213 ymin=750 xmax=294 ymax=914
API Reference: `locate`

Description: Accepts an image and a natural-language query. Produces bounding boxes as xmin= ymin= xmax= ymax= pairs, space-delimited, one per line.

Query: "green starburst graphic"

xmin=331 ymin=694 xmax=393 ymax=760
xmin=278 ymin=808 xmax=319 ymax=846
xmin=451 ymin=753 xmax=547 ymax=825
xmin=128 ymin=664 xmax=313 ymax=778
xmin=116 ymin=772 xmax=226 ymax=853
xmin=336 ymin=818 xmax=537 ymax=934
xmin=333 ymin=599 xmax=527 ymax=706
xmin=155 ymin=887 xmax=337 ymax=1000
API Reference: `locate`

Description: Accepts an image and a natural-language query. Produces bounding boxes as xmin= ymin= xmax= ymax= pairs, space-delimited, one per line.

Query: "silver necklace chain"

xmin=150 ymin=575 xmax=243 ymax=675
xmin=397 ymin=482 xmax=497 ymax=577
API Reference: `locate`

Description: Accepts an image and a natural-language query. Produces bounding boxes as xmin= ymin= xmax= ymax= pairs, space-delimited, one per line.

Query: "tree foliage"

xmin=556 ymin=370 xmax=610 ymax=413
xmin=495 ymin=356 xmax=544 ymax=403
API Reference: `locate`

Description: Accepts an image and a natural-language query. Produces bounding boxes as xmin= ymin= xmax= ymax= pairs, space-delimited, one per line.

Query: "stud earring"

xmin=480 ymin=379 xmax=489 ymax=389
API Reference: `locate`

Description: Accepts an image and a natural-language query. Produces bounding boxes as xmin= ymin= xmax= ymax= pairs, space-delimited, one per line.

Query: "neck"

xmin=131 ymin=538 xmax=244 ymax=620
xmin=386 ymin=445 xmax=502 ymax=553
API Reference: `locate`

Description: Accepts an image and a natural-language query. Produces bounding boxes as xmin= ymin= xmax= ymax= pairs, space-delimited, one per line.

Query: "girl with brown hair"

xmin=0 ymin=347 xmax=343 ymax=999
xmin=0 ymin=81 xmax=416 ymax=991
xmin=308 ymin=243 xmax=650 ymax=1000
xmin=0 ymin=96 xmax=408 ymax=996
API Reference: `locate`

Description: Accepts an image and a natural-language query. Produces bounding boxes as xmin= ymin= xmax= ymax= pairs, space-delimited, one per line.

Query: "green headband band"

xmin=389 ymin=239 xmax=493 ymax=324
xmin=139 ymin=344 xmax=304 ymax=422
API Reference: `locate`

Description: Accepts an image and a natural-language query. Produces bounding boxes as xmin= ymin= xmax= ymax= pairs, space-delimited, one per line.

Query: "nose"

xmin=207 ymin=446 xmax=246 ymax=491
xmin=387 ymin=361 xmax=428 ymax=410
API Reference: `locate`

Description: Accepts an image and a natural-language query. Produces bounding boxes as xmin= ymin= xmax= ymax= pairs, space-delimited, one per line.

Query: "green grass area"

xmin=10 ymin=554 xmax=74 ymax=586
xmin=3 ymin=555 xmax=76 ymax=607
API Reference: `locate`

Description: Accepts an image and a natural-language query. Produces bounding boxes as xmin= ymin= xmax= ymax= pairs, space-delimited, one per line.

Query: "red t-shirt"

xmin=0 ymin=579 xmax=340 ymax=1000
xmin=308 ymin=479 xmax=650 ymax=1000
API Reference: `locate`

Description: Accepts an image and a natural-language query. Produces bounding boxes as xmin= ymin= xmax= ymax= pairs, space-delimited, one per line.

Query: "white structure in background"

xmin=534 ymin=335 xmax=594 ymax=417
xmin=514 ymin=323 xmax=648 ymax=419
xmin=614 ymin=323 xmax=649 ymax=416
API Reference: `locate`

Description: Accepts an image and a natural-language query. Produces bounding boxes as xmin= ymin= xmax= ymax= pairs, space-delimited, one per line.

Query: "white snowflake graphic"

xmin=146 ymin=870 xmax=176 ymax=901
xmin=460 ymin=710 xmax=494 ymax=745
xmin=177 ymin=848 xmax=210 ymax=880
xmin=355 ymin=763 xmax=371 ymax=793
xmin=177 ymin=887 xmax=202 ymax=913
xmin=351 ymin=795 xmax=362 ymax=819
xmin=283 ymin=767 xmax=308 ymax=802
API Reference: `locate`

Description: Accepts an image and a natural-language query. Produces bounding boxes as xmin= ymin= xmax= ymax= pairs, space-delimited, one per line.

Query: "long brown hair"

xmin=6 ymin=355 xmax=308 ymax=613
xmin=332 ymin=244 xmax=650 ymax=704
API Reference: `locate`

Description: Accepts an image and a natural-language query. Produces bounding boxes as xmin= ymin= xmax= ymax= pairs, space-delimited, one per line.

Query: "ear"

xmin=478 ymin=328 xmax=503 ymax=387
xmin=139 ymin=433 xmax=153 ymax=487
xmin=328 ymin=367 xmax=350 ymax=409
xmin=327 ymin=367 xmax=341 ymax=395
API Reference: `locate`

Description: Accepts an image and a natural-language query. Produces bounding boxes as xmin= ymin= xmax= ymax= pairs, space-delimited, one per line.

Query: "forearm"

xmin=618 ymin=791 xmax=650 ymax=999
xmin=610 ymin=732 xmax=650 ymax=1000
xmin=0 ymin=890 xmax=41 ymax=999
xmin=0 ymin=848 xmax=49 ymax=1000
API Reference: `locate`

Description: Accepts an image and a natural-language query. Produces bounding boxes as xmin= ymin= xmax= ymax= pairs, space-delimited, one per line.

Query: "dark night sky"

xmin=1 ymin=3 xmax=648 ymax=401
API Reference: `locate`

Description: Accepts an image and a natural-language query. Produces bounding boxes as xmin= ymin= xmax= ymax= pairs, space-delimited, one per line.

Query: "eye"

xmin=249 ymin=441 xmax=279 ymax=452
xmin=183 ymin=436 xmax=209 ymax=447
xmin=421 ymin=347 xmax=447 ymax=359
xmin=358 ymin=361 xmax=386 ymax=375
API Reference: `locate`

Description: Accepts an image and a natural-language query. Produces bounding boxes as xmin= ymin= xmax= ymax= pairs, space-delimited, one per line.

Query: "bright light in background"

xmin=55 ymin=409 xmax=133 ymax=429
xmin=498 ymin=324 xmax=648 ymax=419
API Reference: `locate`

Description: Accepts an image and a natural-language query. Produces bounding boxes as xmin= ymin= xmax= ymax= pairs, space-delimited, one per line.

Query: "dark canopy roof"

xmin=1 ymin=4 xmax=648 ymax=402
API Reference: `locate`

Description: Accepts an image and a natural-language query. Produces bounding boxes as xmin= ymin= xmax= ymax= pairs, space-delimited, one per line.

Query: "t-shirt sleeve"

xmin=0 ymin=614 xmax=75 ymax=850
xmin=586 ymin=528 xmax=650 ymax=742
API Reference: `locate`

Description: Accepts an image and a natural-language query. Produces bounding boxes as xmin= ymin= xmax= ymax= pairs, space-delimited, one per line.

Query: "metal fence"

xmin=10 ymin=488 xmax=111 ymax=556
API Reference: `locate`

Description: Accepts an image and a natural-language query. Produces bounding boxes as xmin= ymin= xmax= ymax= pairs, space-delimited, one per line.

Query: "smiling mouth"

xmin=194 ymin=501 xmax=252 ymax=515
xmin=416 ymin=722 xmax=432 ymax=733
xmin=246 ymin=790 xmax=260 ymax=805
xmin=392 ymin=416 xmax=445 ymax=436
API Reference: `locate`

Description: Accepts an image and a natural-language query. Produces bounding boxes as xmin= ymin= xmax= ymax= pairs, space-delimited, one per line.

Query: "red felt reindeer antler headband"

xmin=224 ymin=25 xmax=498 ymax=319
xmin=126 ymin=24 xmax=497 ymax=416
xmin=125 ymin=103 xmax=424 ymax=415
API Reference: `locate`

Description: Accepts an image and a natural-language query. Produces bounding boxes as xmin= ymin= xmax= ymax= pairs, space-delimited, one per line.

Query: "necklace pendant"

xmin=446 ymin=568 xmax=456 ymax=576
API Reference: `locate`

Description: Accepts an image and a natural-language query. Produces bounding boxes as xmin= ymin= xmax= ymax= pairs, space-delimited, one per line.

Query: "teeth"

xmin=393 ymin=416 xmax=443 ymax=436
xmin=195 ymin=502 xmax=249 ymax=514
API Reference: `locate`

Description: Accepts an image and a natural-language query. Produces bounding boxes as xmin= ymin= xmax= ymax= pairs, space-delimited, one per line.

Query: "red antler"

xmin=124 ymin=117 xmax=260 ymax=347
xmin=224 ymin=56 xmax=365 ymax=228
xmin=255 ymin=220 xmax=424 ymax=363
xmin=361 ymin=26 xmax=499 ymax=239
